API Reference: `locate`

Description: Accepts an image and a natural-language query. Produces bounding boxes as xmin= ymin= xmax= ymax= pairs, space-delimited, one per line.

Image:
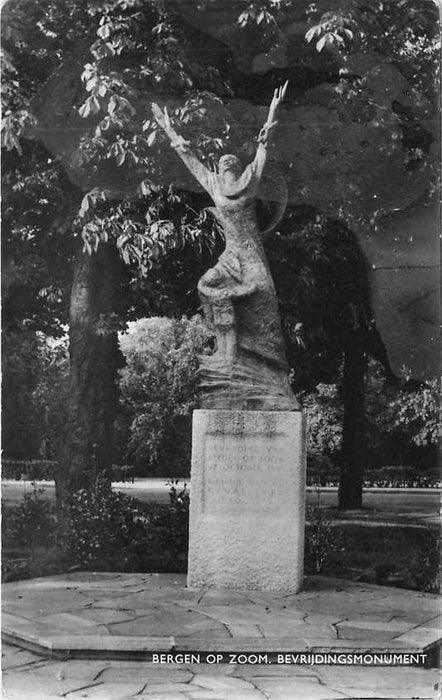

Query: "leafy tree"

xmin=118 ymin=316 xmax=210 ymax=476
xmin=364 ymin=360 xmax=438 ymax=469
xmin=302 ymin=359 xmax=438 ymax=479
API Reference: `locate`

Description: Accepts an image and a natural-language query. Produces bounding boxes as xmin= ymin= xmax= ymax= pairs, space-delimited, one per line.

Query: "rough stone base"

xmin=187 ymin=410 xmax=306 ymax=592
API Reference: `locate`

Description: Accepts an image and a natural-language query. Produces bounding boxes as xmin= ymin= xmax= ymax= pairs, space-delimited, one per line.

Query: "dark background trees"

xmin=2 ymin=0 xmax=439 ymax=508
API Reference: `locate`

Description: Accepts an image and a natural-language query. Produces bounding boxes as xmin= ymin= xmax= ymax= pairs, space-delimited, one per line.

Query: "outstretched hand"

xmin=266 ymin=80 xmax=288 ymax=129
xmin=151 ymin=102 xmax=190 ymax=152
xmin=258 ymin=81 xmax=288 ymax=145
xmin=151 ymin=102 xmax=172 ymax=133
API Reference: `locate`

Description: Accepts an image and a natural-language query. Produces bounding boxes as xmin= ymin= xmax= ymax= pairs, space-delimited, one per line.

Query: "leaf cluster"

xmin=2 ymin=140 xmax=77 ymax=335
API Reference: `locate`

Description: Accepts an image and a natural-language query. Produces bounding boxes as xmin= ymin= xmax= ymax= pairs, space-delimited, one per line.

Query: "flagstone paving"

xmin=2 ymin=643 xmax=439 ymax=699
xmin=2 ymin=572 xmax=440 ymax=698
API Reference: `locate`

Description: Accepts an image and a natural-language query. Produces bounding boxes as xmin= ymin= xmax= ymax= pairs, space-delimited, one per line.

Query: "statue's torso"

xmin=208 ymin=189 xmax=288 ymax=370
xmin=196 ymin=166 xmax=298 ymax=410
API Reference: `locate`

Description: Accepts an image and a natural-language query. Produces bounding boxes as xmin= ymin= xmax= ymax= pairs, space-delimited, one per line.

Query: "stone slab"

xmin=393 ymin=627 xmax=442 ymax=649
xmin=187 ymin=410 xmax=306 ymax=592
xmin=2 ymin=573 xmax=440 ymax=664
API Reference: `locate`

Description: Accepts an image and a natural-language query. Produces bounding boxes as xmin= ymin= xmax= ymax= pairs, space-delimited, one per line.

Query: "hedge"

xmin=307 ymin=465 xmax=441 ymax=488
xmin=2 ymin=460 xmax=57 ymax=481
xmin=2 ymin=460 xmax=135 ymax=483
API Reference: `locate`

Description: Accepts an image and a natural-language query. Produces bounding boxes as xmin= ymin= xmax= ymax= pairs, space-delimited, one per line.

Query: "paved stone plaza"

xmin=2 ymin=572 xmax=440 ymax=699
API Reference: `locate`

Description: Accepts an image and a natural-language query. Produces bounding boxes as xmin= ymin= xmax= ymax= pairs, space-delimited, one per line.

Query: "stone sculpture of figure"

xmin=152 ymin=84 xmax=299 ymax=411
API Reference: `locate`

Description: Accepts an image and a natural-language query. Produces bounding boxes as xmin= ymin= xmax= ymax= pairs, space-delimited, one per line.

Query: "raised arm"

xmin=252 ymin=81 xmax=288 ymax=182
xmin=151 ymin=103 xmax=213 ymax=194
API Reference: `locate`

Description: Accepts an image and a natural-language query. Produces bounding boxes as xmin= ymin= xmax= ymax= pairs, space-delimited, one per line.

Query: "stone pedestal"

xmin=187 ymin=410 xmax=306 ymax=592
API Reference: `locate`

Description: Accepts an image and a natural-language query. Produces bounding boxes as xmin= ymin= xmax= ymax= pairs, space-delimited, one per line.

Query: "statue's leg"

xmin=200 ymin=295 xmax=213 ymax=325
xmin=223 ymin=328 xmax=237 ymax=364
xmin=212 ymin=301 xmax=236 ymax=366
xmin=198 ymin=267 xmax=240 ymax=365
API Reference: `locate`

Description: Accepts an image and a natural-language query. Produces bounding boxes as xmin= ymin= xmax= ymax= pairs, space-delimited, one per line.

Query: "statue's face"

xmin=219 ymin=154 xmax=242 ymax=178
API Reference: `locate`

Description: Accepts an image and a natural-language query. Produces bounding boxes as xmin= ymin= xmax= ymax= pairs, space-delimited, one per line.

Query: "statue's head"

xmin=219 ymin=154 xmax=242 ymax=178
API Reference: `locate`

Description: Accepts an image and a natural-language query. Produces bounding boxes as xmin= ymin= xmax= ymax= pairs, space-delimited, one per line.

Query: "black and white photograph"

xmin=1 ymin=0 xmax=440 ymax=698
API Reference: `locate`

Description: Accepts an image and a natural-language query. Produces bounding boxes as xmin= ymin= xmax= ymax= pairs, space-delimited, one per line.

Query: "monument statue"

xmin=152 ymin=83 xmax=299 ymax=411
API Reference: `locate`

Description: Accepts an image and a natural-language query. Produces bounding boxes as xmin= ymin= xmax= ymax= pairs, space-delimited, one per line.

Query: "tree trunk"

xmin=56 ymin=243 xmax=124 ymax=506
xmin=338 ymin=334 xmax=367 ymax=509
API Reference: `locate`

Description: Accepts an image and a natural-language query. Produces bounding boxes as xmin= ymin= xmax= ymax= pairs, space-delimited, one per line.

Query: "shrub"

xmin=2 ymin=483 xmax=61 ymax=583
xmin=2 ymin=482 xmax=56 ymax=549
xmin=304 ymin=506 xmax=344 ymax=574
xmin=61 ymin=475 xmax=151 ymax=570
xmin=60 ymin=477 xmax=190 ymax=573
xmin=408 ymin=529 xmax=441 ymax=593
xmin=148 ymin=481 xmax=189 ymax=571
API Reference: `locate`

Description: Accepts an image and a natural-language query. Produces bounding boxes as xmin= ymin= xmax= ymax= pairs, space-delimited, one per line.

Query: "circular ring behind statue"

xmin=257 ymin=168 xmax=288 ymax=238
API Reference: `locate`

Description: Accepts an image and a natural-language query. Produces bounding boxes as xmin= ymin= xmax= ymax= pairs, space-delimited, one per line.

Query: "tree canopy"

xmin=2 ymin=0 xmax=438 ymax=371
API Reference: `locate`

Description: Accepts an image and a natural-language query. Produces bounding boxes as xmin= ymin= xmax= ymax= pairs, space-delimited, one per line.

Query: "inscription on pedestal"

xmin=188 ymin=409 xmax=306 ymax=592
xmin=202 ymin=435 xmax=291 ymax=515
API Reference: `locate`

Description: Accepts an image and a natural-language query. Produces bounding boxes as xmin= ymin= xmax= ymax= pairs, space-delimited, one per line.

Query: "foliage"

xmin=301 ymin=360 xmax=439 ymax=472
xmin=111 ymin=464 xmax=135 ymax=482
xmin=388 ymin=377 xmax=439 ymax=447
xmin=2 ymin=483 xmax=55 ymax=550
xmin=2 ymin=459 xmax=57 ymax=481
xmin=3 ymin=0 xmax=438 ymax=261
xmin=364 ymin=360 xmax=439 ymax=467
xmin=61 ymin=474 xmax=151 ymax=570
xmin=59 ymin=476 xmax=189 ymax=572
xmin=118 ymin=315 xmax=210 ymax=475
xmin=2 ymin=0 xmax=438 ymax=277
xmin=148 ymin=480 xmax=190 ymax=572
xmin=2 ymin=478 xmax=190 ymax=580
xmin=409 ymin=529 xmax=440 ymax=593
xmin=363 ymin=466 xmax=440 ymax=488
xmin=2 ymin=331 xmax=68 ymax=460
xmin=304 ymin=506 xmax=344 ymax=574
xmin=1 ymin=550 xmax=64 ymax=584
xmin=2 ymin=330 xmax=43 ymax=459
xmin=307 ymin=465 xmax=440 ymax=489
xmin=332 ymin=522 xmax=440 ymax=593
xmin=306 ymin=453 xmax=338 ymax=487
xmin=2 ymin=140 xmax=76 ymax=337
xmin=303 ymin=382 xmax=343 ymax=454
xmin=31 ymin=335 xmax=69 ymax=458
